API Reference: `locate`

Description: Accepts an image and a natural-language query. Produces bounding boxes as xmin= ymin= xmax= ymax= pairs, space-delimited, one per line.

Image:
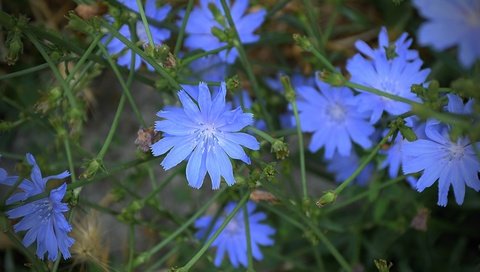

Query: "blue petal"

xmin=160 ymin=139 xmax=196 ymax=170
xmin=186 ymin=145 xmax=208 ymax=189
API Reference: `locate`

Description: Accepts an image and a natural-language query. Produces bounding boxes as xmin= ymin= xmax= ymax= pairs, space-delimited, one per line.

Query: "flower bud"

xmin=316 ymin=191 xmax=337 ymax=207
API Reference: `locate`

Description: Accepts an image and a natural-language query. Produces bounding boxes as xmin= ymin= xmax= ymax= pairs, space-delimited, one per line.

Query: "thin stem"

xmin=291 ymin=95 xmax=308 ymax=199
xmin=63 ymin=137 xmax=76 ymax=184
xmin=136 ymin=0 xmax=155 ymax=46
xmin=333 ymin=129 xmax=395 ymax=195
xmin=132 ymin=187 xmax=227 ymax=268
xmin=0 ymin=63 xmax=49 ymax=81
xmin=100 ymin=21 xmax=181 ymax=90
xmin=98 ymin=43 xmax=146 ymax=127
xmin=64 ymin=35 xmax=102 ymax=86
xmin=243 ymin=204 xmax=254 ymax=271
xmin=127 ymin=224 xmax=136 ymax=272
xmin=345 ymin=81 xmax=471 ymax=128
xmin=181 ymin=45 xmax=230 ymax=66
xmin=174 ymin=0 xmax=195 ymax=56
xmin=97 ymin=95 xmax=126 ymax=159
xmin=219 ymin=0 xmax=272 ymax=130
xmin=249 ymin=126 xmax=277 ymax=144
xmin=309 ymin=44 xmax=336 ymax=73
xmin=25 ymin=31 xmax=78 ymax=109
xmin=325 ymin=176 xmax=404 ymax=214
xmin=178 ymin=193 xmax=250 ymax=271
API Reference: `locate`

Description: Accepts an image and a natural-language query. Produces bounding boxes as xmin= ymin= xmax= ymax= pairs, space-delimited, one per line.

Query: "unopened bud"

xmin=319 ymin=70 xmax=345 ymax=86
xmin=293 ymin=34 xmax=313 ymax=51
xmin=271 ymin=138 xmax=289 ymax=160
xmin=316 ymin=191 xmax=337 ymax=207
xmin=211 ymin=26 xmax=228 ymax=42
xmin=374 ymin=259 xmax=393 ymax=272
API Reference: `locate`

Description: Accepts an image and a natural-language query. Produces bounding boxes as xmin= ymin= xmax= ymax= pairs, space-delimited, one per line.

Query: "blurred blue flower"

xmin=413 ymin=0 xmax=480 ymax=68
xmin=355 ymin=27 xmax=420 ymax=61
xmin=195 ymin=201 xmax=275 ymax=268
xmin=232 ymin=90 xmax=267 ymax=130
xmin=326 ymin=152 xmax=374 ymax=186
xmin=346 ymin=28 xmax=430 ymax=123
xmin=296 ymin=76 xmax=374 ymax=159
xmin=380 ymin=118 xmax=426 ymax=179
xmin=188 ymin=54 xmax=228 ymax=82
xmin=183 ymin=0 xmax=266 ymax=63
xmin=151 ymin=82 xmax=260 ymax=189
xmin=403 ymin=94 xmax=480 ymax=206
xmin=102 ymin=0 xmax=171 ymax=70
xmin=0 ymin=154 xmax=74 ymax=261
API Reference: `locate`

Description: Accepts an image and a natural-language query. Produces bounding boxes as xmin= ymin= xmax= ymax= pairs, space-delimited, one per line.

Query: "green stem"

xmin=174 ymin=0 xmax=195 ymax=56
xmin=178 ymin=192 xmax=250 ymax=271
xmin=309 ymin=45 xmax=336 ymax=73
xmin=325 ymin=176 xmax=404 ymax=214
xmin=345 ymin=81 xmax=471 ymax=128
xmin=333 ymin=129 xmax=395 ymax=195
xmin=0 ymin=63 xmax=49 ymax=81
xmin=243 ymin=204 xmax=254 ymax=271
xmin=132 ymin=187 xmax=227 ymax=268
xmin=64 ymin=35 xmax=102 ymax=85
xmin=219 ymin=0 xmax=272 ymax=130
xmin=97 ymin=95 xmax=126 ymax=159
xmin=249 ymin=126 xmax=277 ymax=144
xmin=291 ymin=95 xmax=308 ymax=200
xmin=181 ymin=45 xmax=230 ymax=66
xmin=127 ymin=224 xmax=136 ymax=272
xmin=136 ymin=0 xmax=155 ymax=46
xmin=100 ymin=21 xmax=181 ymax=90
xmin=25 ymin=31 xmax=78 ymax=109
xmin=98 ymin=43 xmax=146 ymax=127
xmin=63 ymin=137 xmax=76 ymax=184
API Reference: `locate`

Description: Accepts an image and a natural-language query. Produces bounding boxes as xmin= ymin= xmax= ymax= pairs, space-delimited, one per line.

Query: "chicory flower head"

xmin=151 ymin=82 xmax=260 ymax=189
xmin=0 ymin=154 xmax=74 ymax=261
xmin=347 ymin=27 xmax=431 ymax=123
xmin=296 ymin=75 xmax=374 ymax=159
xmin=195 ymin=201 xmax=275 ymax=268
xmin=102 ymin=0 xmax=171 ymax=70
xmin=183 ymin=0 xmax=266 ymax=63
xmin=403 ymin=94 xmax=480 ymax=206
xmin=413 ymin=0 xmax=480 ymax=68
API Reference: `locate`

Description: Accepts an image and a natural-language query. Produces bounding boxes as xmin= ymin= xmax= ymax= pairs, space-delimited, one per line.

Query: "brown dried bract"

xmin=410 ymin=207 xmax=430 ymax=231
xmin=135 ymin=127 xmax=157 ymax=152
xmin=75 ymin=3 xmax=108 ymax=20
xmin=250 ymin=190 xmax=278 ymax=203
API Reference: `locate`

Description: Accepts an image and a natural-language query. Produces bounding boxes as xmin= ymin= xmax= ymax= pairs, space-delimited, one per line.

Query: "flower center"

xmin=327 ymin=103 xmax=347 ymax=122
xmin=379 ymin=79 xmax=400 ymax=95
xmin=225 ymin=217 xmax=242 ymax=235
xmin=35 ymin=199 xmax=54 ymax=223
xmin=448 ymin=142 xmax=465 ymax=160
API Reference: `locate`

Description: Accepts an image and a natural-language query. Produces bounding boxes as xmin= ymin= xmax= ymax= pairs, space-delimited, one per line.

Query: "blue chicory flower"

xmin=151 ymin=82 xmax=260 ymax=189
xmin=326 ymin=151 xmax=374 ymax=186
xmin=296 ymin=75 xmax=374 ymax=159
xmin=413 ymin=0 xmax=480 ymax=68
xmin=102 ymin=0 xmax=171 ymax=70
xmin=0 ymin=154 xmax=74 ymax=261
xmin=380 ymin=117 xmax=426 ymax=179
xmin=183 ymin=0 xmax=266 ymax=63
xmin=346 ymin=27 xmax=431 ymax=123
xmin=195 ymin=201 xmax=275 ymax=268
xmin=232 ymin=90 xmax=267 ymax=130
xmin=403 ymin=94 xmax=480 ymax=206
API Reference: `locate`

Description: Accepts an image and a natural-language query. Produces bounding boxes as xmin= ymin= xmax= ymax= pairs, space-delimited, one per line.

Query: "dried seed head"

xmin=71 ymin=211 xmax=110 ymax=271
xmin=135 ymin=127 xmax=157 ymax=152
